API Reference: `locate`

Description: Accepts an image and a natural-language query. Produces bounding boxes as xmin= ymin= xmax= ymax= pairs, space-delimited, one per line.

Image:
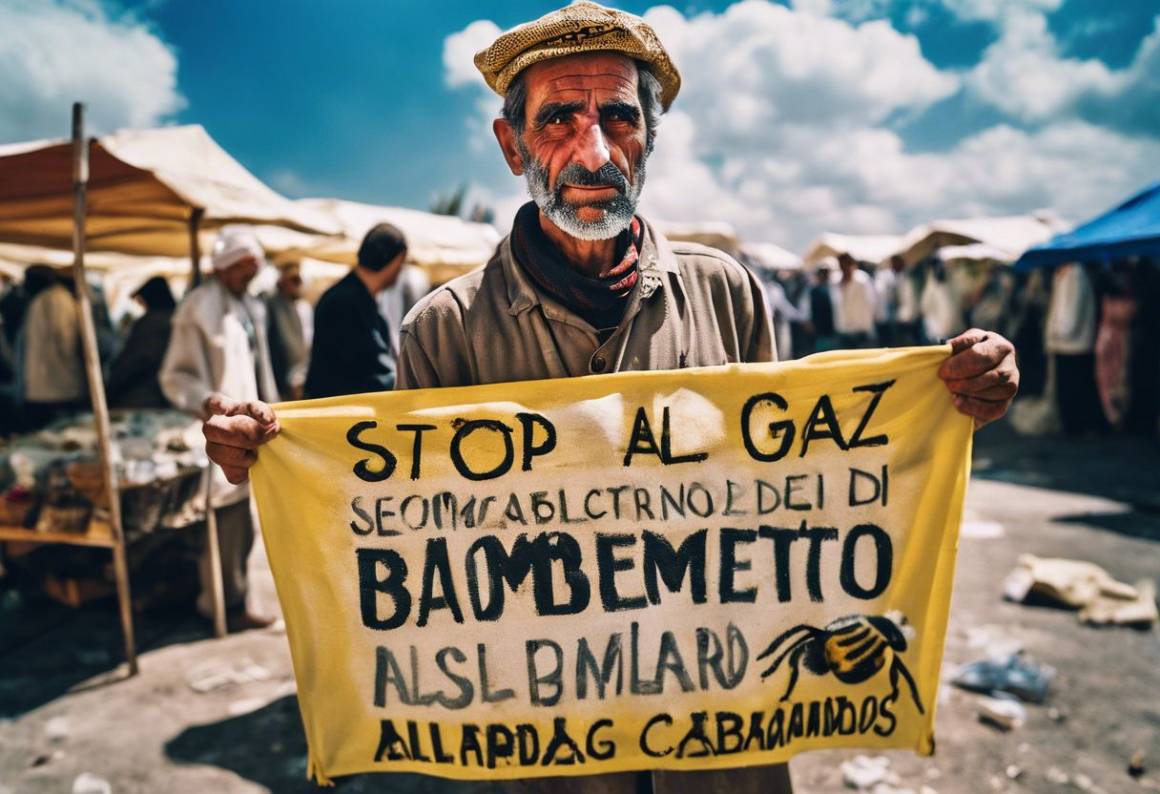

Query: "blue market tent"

xmin=1015 ymin=181 xmax=1160 ymax=270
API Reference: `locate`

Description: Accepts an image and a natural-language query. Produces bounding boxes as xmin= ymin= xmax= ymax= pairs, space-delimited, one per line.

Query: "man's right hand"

xmin=202 ymin=394 xmax=280 ymax=484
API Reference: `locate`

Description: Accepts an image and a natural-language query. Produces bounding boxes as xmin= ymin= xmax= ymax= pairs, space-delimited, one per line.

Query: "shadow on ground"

xmin=1052 ymin=510 xmax=1160 ymax=542
xmin=164 ymin=696 xmax=503 ymax=793
xmin=0 ymin=585 xmax=206 ymax=718
xmin=972 ymin=418 xmax=1160 ymax=518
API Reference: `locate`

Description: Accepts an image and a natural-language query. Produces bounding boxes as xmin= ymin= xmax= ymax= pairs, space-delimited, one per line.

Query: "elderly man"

xmin=161 ymin=226 xmax=277 ymax=632
xmin=200 ymin=2 xmax=1019 ymax=790
xmin=266 ymin=261 xmax=313 ymax=401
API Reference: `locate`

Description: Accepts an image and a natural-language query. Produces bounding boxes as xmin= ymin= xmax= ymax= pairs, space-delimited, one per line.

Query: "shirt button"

xmin=591 ymin=355 xmax=607 ymax=372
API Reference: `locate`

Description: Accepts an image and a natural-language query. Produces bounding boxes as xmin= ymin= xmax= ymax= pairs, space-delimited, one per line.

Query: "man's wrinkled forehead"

xmin=524 ymin=53 xmax=640 ymax=108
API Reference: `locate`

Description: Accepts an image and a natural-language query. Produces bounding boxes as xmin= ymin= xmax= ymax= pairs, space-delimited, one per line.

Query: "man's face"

xmin=278 ymin=264 xmax=303 ymax=299
xmin=497 ymin=53 xmax=650 ymax=241
xmin=838 ymin=255 xmax=857 ymax=278
xmin=221 ymin=256 xmax=259 ymax=296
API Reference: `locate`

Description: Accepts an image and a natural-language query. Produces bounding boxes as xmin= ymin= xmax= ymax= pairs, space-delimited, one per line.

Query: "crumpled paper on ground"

xmin=1003 ymin=554 xmax=1135 ymax=607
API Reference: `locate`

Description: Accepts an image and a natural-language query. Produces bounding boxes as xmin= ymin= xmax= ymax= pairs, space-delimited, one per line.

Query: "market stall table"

xmin=0 ymin=410 xmax=215 ymax=619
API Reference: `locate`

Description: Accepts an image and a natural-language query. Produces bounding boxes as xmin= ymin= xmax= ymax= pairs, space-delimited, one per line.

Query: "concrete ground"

xmin=1 ymin=421 xmax=1157 ymax=794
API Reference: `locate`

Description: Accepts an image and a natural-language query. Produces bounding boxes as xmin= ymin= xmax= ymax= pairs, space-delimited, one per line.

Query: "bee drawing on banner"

xmin=756 ymin=611 xmax=926 ymax=714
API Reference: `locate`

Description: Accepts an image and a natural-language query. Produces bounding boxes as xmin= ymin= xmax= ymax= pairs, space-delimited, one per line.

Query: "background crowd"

xmin=750 ymin=252 xmax=1160 ymax=439
xmin=2 ymin=228 xmax=1158 ymax=442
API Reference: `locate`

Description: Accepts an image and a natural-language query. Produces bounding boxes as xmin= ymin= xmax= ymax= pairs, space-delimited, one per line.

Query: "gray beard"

xmin=520 ymin=149 xmax=647 ymax=241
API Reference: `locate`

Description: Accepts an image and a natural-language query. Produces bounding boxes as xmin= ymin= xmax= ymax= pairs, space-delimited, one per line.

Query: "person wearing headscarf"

xmin=106 ymin=276 xmax=177 ymax=409
xmin=160 ymin=226 xmax=278 ymax=632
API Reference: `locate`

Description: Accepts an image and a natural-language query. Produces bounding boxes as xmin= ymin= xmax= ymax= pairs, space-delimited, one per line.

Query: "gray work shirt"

xmin=394 ymin=218 xmax=790 ymax=794
xmin=397 ymin=219 xmax=777 ymax=389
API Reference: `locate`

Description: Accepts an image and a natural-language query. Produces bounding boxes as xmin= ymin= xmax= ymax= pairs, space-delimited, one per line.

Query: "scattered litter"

xmin=45 ymin=716 xmax=70 ymax=742
xmin=1047 ymin=707 xmax=1067 ymax=723
xmin=30 ymin=751 xmax=63 ymax=768
xmin=186 ymin=658 xmax=272 ymax=693
xmin=1079 ymin=579 xmax=1158 ymax=628
xmin=841 ymin=755 xmax=898 ymax=790
xmin=977 ymin=696 xmax=1026 ymax=731
xmin=1073 ymin=773 xmax=1102 ymax=793
xmin=1046 ymin=767 xmax=1070 ymax=785
xmin=838 ymin=764 xmax=938 ymax=794
xmin=1129 ymin=751 xmax=1146 ymax=778
xmin=72 ymin=773 xmax=111 ymax=794
xmin=1006 ymin=765 xmax=1023 ymax=780
xmin=227 ymin=697 xmax=267 ymax=716
xmin=961 ymin=520 xmax=1005 ymax=539
xmin=951 ymin=652 xmax=1054 ymax=703
xmin=964 ymin=625 xmax=1024 ymax=660
xmin=1003 ymin=554 xmax=1139 ymax=610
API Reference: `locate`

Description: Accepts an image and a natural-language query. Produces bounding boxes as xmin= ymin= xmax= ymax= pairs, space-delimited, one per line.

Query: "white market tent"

xmin=889 ymin=213 xmax=1069 ymax=267
xmin=0 ymin=124 xmax=338 ymax=262
xmin=802 ymin=233 xmax=904 ymax=267
xmin=936 ymin=243 xmax=1012 ymax=264
xmin=0 ymin=118 xmax=347 ymax=670
xmin=739 ymin=241 xmax=802 ymax=272
xmin=262 ymin=198 xmax=501 ymax=285
xmin=655 ymin=220 xmax=741 ymax=257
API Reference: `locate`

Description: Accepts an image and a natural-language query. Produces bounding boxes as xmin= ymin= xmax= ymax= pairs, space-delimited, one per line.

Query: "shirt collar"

xmin=501 ymin=214 xmax=682 ymax=317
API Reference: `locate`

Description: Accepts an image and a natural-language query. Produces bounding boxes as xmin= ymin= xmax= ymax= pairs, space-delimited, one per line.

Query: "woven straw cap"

xmin=474 ymin=1 xmax=681 ymax=110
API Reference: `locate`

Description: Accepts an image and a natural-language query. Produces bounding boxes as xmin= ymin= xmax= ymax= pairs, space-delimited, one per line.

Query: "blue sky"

xmin=3 ymin=0 xmax=1159 ymax=249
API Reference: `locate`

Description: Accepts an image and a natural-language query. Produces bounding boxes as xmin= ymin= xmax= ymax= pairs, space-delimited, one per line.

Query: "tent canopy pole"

xmin=70 ymin=102 xmax=138 ymax=675
xmin=188 ymin=207 xmax=204 ymax=291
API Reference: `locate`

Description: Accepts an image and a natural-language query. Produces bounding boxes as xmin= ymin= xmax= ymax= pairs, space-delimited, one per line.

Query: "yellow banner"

xmin=251 ymin=347 xmax=972 ymax=784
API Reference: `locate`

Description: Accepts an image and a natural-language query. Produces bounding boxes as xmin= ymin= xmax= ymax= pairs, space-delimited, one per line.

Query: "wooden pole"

xmin=71 ymin=102 xmax=138 ymax=675
xmin=188 ymin=204 xmax=226 ymax=636
xmin=203 ymin=471 xmax=227 ymax=638
xmin=188 ymin=207 xmax=204 ymax=291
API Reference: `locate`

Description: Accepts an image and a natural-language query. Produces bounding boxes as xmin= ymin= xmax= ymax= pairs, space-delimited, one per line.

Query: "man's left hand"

xmin=938 ymin=328 xmax=1019 ymax=429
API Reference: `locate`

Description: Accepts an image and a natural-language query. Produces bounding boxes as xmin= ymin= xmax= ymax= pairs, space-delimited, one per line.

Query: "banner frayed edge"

xmin=309 ymin=755 xmax=334 ymax=786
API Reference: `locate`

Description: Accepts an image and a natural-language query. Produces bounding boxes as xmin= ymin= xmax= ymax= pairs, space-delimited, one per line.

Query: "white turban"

xmin=211 ymin=225 xmax=266 ymax=272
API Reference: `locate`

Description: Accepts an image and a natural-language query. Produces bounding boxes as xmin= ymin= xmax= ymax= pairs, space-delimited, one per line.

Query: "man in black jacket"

xmin=303 ymin=223 xmax=407 ymax=399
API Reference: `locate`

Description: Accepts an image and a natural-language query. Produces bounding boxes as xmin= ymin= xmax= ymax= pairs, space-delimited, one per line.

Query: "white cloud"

xmin=964 ymin=9 xmax=1121 ymax=122
xmin=1085 ymin=18 xmax=1160 ymax=136
xmin=790 ymin=0 xmax=832 ymax=16
xmin=442 ymin=18 xmax=505 ymax=151
xmin=949 ymin=0 xmax=1160 ymax=136
xmin=644 ymin=1 xmax=957 ymax=137
xmin=442 ymin=19 xmax=501 ymax=89
xmin=0 ymin=0 xmax=184 ymax=142
xmin=445 ymin=2 xmax=1160 ymax=251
